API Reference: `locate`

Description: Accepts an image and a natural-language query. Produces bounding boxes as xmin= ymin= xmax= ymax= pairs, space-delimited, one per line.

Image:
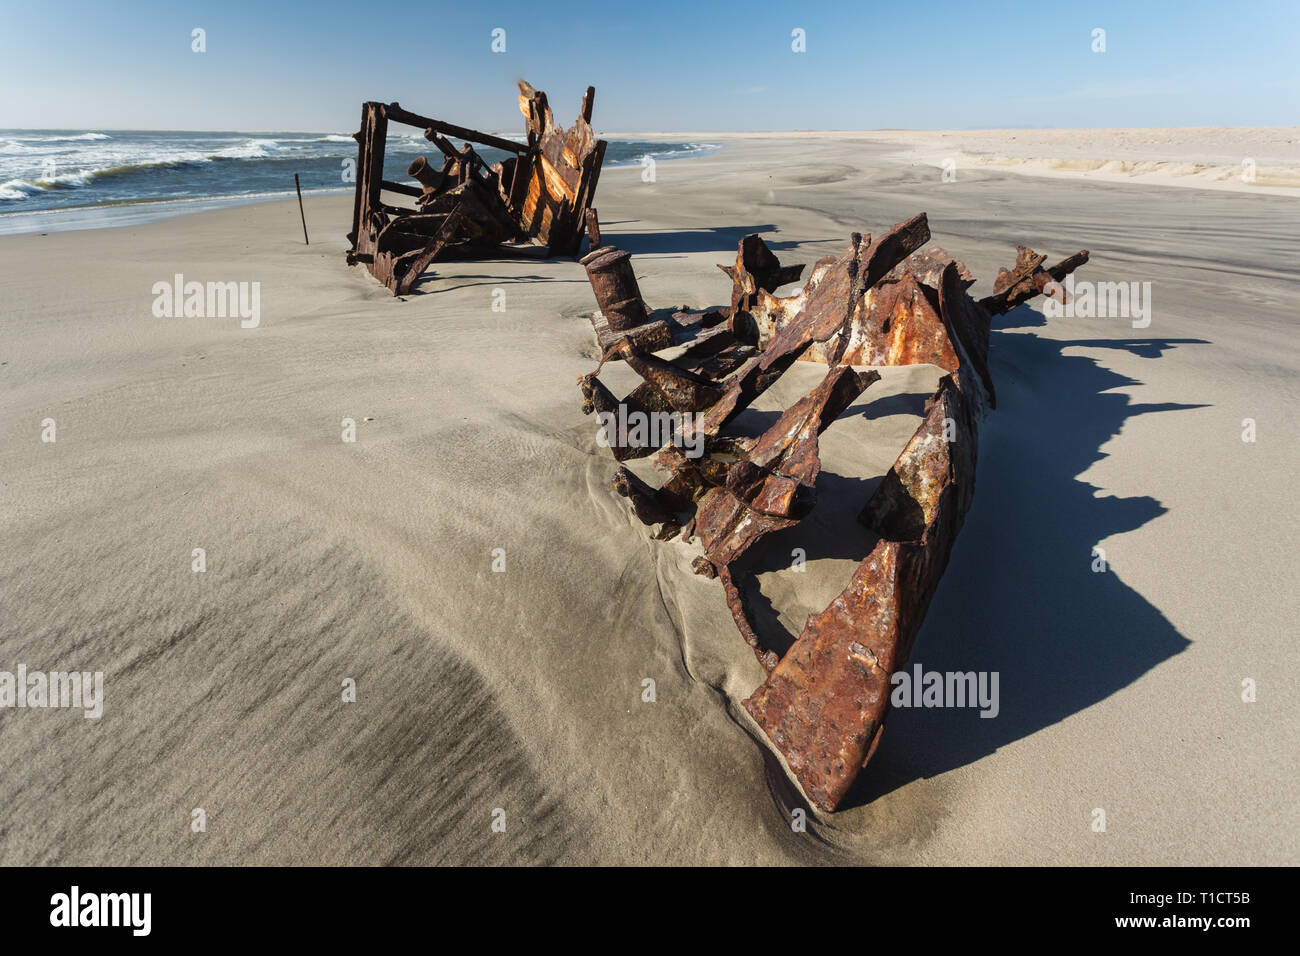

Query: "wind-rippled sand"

xmin=1 ymin=132 xmax=1296 ymax=864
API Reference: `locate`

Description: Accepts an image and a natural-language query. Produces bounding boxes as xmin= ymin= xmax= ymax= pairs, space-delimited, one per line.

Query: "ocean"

xmin=0 ymin=129 xmax=718 ymax=235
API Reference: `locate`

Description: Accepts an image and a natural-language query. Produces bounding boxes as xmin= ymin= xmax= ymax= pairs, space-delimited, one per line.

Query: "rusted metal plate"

xmin=752 ymin=214 xmax=931 ymax=370
xmin=883 ymin=245 xmax=974 ymax=290
xmin=937 ymin=261 xmax=997 ymax=407
xmin=721 ymin=234 xmax=805 ymax=339
xmin=516 ymin=82 xmax=604 ymax=256
xmin=835 ymin=271 xmax=958 ymax=368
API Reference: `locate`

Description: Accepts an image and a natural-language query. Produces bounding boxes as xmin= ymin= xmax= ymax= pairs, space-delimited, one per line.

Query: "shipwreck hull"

xmin=346 ymin=82 xmax=606 ymax=295
xmin=577 ymin=214 xmax=1088 ymax=810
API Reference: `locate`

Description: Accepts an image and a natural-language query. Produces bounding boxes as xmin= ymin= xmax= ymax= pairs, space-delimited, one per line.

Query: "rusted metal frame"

xmin=579 ymin=221 xmax=931 ymax=475
xmin=581 ymin=327 xmax=757 ymax=478
xmin=380 ymin=179 xmax=423 ymax=199
xmin=346 ymin=102 xmax=388 ymax=259
xmin=736 ymin=250 xmax=1001 ymax=810
xmin=978 ymin=247 xmax=1091 ymax=316
xmin=672 ymin=325 xmax=752 ymax=379
xmin=379 ymin=102 xmax=528 ymax=156
xmin=348 ymin=83 xmax=606 ymax=295
xmin=687 ymin=366 xmax=881 ymax=671
xmin=577 ymin=235 xmax=852 ymax=463
xmin=621 ymin=342 xmax=729 ymax=414
xmin=578 ymin=217 xmax=1093 ymax=811
xmin=579 ymin=340 xmax=780 ymax=462
xmin=652 ymin=438 xmax=749 ymax=507
xmin=579 ymin=337 xmax=730 ymax=460
xmin=743 ymin=371 xmax=979 ymax=811
xmin=394 ymin=205 xmax=469 ymax=296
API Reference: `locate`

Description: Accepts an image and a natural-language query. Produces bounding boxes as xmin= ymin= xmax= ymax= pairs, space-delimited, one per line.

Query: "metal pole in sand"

xmin=294 ymin=173 xmax=309 ymax=245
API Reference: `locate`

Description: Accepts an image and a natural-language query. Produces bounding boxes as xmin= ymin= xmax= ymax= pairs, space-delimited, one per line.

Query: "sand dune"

xmin=614 ymin=126 xmax=1300 ymax=195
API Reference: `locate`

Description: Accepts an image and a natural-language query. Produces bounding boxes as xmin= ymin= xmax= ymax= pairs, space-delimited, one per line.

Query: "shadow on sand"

xmin=811 ymin=307 xmax=1211 ymax=808
xmin=603 ymin=224 xmax=808 ymax=256
xmin=412 ymin=273 xmax=588 ymax=295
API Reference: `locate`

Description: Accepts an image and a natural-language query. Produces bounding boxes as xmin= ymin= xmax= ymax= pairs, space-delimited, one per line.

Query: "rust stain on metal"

xmin=346 ymin=82 xmax=606 ymax=295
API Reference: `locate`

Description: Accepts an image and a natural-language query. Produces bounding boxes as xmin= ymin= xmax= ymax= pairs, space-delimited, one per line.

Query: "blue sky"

xmin=1 ymin=0 xmax=1295 ymax=132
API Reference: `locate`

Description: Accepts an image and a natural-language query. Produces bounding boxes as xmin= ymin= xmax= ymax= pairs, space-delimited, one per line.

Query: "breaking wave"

xmin=0 ymin=178 xmax=45 ymax=200
xmin=3 ymin=131 xmax=111 ymax=143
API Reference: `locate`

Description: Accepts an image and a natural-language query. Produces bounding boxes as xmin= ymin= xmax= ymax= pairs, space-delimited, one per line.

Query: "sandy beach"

xmin=1 ymin=131 xmax=1296 ymax=865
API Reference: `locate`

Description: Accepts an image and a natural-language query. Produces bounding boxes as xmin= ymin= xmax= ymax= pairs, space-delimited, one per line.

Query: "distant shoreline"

xmin=4 ymin=124 xmax=1297 ymax=238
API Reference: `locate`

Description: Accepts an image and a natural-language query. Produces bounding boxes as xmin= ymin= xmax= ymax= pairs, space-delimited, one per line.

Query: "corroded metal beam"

xmin=978 ymin=246 xmax=1091 ymax=316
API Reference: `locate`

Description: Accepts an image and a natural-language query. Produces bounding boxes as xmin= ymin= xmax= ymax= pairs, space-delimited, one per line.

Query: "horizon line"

xmin=4 ymin=123 xmax=1299 ymax=136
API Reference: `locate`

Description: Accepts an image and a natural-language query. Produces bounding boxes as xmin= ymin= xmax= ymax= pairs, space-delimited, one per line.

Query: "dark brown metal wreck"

xmin=346 ymin=81 xmax=606 ymax=295
xmin=578 ymin=216 xmax=1088 ymax=811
